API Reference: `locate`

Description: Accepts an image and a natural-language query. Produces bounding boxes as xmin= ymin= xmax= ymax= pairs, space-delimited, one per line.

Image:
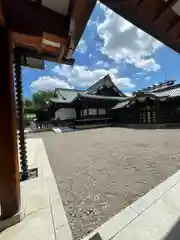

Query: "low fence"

xmin=27 ymin=118 xmax=113 ymax=133
xmin=29 ymin=121 xmax=53 ymax=132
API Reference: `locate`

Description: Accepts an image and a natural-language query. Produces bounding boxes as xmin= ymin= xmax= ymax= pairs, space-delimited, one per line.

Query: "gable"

xmin=86 ymin=75 xmax=125 ymax=97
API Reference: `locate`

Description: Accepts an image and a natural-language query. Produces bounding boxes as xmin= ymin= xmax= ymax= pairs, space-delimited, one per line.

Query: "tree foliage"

xmin=24 ymin=90 xmax=54 ymax=112
xmin=24 ymin=99 xmax=35 ymax=114
xmin=32 ymin=91 xmax=54 ymax=110
xmin=24 ymin=99 xmax=33 ymax=107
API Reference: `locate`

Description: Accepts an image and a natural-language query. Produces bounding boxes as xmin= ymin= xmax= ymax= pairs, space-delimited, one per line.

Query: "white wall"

xmin=55 ymin=108 xmax=76 ymax=120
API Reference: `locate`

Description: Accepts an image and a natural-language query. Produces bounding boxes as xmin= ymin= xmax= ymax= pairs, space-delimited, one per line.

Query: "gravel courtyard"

xmin=41 ymin=128 xmax=180 ymax=240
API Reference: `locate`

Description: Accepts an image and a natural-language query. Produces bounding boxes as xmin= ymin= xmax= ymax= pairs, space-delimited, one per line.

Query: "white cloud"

xmin=31 ymin=76 xmax=72 ymax=91
xmin=96 ymin=60 xmax=109 ymax=67
xmin=135 ymin=58 xmax=160 ymax=72
xmin=135 ymin=72 xmax=147 ymax=76
xmin=53 ymin=65 xmax=135 ymax=89
xmin=76 ymin=39 xmax=87 ymax=53
xmin=89 ymin=53 xmax=93 ymax=58
xmin=145 ymin=76 xmax=151 ymax=80
xmin=97 ymin=4 xmax=163 ymax=72
xmin=96 ymin=60 xmax=103 ymax=65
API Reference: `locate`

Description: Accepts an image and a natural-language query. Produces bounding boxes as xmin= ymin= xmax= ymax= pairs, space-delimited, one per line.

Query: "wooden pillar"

xmin=156 ymin=100 xmax=160 ymax=124
xmin=75 ymin=105 xmax=81 ymax=120
xmin=0 ymin=27 xmax=20 ymax=219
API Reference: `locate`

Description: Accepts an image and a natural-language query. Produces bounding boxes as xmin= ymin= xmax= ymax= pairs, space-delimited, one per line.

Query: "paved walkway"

xmin=0 ymin=138 xmax=72 ymax=240
xmin=1 ymin=137 xmax=180 ymax=240
xmin=83 ymin=169 xmax=180 ymax=240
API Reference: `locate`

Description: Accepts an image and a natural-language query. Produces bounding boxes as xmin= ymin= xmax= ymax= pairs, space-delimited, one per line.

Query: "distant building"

xmin=111 ymin=80 xmax=180 ymax=125
xmin=49 ymin=75 xmax=129 ymax=122
xmin=46 ymin=78 xmax=180 ymax=126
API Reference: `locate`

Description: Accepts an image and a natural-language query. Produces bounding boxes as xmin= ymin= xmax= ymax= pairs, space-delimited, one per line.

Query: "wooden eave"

xmin=101 ymin=0 xmax=180 ymax=55
xmin=0 ymin=0 xmax=96 ymax=64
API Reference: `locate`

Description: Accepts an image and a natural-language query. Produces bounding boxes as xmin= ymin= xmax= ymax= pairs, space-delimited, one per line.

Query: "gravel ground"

xmin=36 ymin=128 xmax=180 ymax=240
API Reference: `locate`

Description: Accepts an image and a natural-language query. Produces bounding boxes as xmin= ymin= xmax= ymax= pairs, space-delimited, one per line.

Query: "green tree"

xmin=32 ymin=90 xmax=54 ymax=110
xmin=24 ymin=99 xmax=33 ymax=108
xmin=24 ymin=99 xmax=35 ymax=114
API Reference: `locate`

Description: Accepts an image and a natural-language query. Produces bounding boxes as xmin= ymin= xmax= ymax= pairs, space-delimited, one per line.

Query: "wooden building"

xmin=111 ymin=80 xmax=180 ymax=125
xmin=48 ymin=75 xmax=129 ymax=123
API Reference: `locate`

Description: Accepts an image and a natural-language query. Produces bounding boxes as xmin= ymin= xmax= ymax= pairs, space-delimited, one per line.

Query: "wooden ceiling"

xmin=101 ymin=0 xmax=180 ymax=54
xmin=0 ymin=0 xmax=96 ymax=64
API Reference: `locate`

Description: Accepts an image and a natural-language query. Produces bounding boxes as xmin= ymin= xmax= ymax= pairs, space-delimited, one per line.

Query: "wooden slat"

xmin=36 ymin=0 xmax=42 ymax=4
xmin=175 ymin=34 xmax=180 ymax=42
xmin=42 ymin=32 xmax=66 ymax=58
xmin=12 ymin=32 xmax=69 ymax=61
xmin=12 ymin=32 xmax=42 ymax=51
xmin=167 ymin=17 xmax=180 ymax=34
xmin=67 ymin=0 xmax=75 ymax=17
xmin=43 ymin=32 xmax=68 ymax=46
xmin=3 ymin=0 xmax=70 ymax=37
xmin=41 ymin=44 xmax=60 ymax=55
xmin=13 ymin=32 xmax=66 ymax=59
xmin=12 ymin=32 xmax=68 ymax=59
xmin=71 ymin=0 xmax=96 ymax=48
xmin=153 ymin=0 xmax=179 ymax=23
xmin=136 ymin=0 xmax=145 ymax=7
xmin=0 ymin=0 xmax=5 ymax=26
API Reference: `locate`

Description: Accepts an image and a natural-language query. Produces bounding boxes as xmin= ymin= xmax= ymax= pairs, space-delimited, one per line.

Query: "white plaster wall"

xmin=55 ymin=108 xmax=76 ymax=120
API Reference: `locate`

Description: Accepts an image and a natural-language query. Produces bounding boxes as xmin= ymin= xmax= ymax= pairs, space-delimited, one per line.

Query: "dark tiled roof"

xmin=150 ymin=86 xmax=180 ymax=98
xmin=79 ymin=92 xmax=129 ymax=101
xmin=50 ymin=74 xmax=129 ymax=104
xmin=50 ymin=92 xmax=129 ymax=104
xmin=86 ymin=75 xmax=125 ymax=97
xmin=132 ymin=83 xmax=180 ymax=99
xmin=111 ymin=83 xmax=180 ymax=110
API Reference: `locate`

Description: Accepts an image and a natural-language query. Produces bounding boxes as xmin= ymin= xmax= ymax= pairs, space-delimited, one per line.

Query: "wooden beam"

xmin=15 ymin=47 xmax=75 ymax=66
xmin=43 ymin=32 xmax=68 ymax=46
xmin=42 ymin=33 xmax=68 ymax=60
xmin=36 ymin=0 xmax=42 ymax=4
xmin=0 ymin=27 xmax=20 ymax=219
xmin=12 ymin=32 xmax=42 ymax=50
xmin=67 ymin=0 xmax=75 ymax=17
xmin=0 ymin=0 xmax=5 ymax=26
xmin=136 ymin=0 xmax=145 ymax=7
xmin=167 ymin=17 xmax=180 ymax=34
xmin=3 ymin=0 xmax=70 ymax=37
xmin=12 ymin=32 xmax=68 ymax=58
xmin=71 ymin=0 xmax=96 ymax=49
xmin=153 ymin=0 xmax=178 ymax=24
xmin=175 ymin=35 xmax=180 ymax=42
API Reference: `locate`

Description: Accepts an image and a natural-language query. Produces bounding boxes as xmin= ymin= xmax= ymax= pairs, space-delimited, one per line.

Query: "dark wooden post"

xmin=75 ymin=106 xmax=81 ymax=120
xmin=156 ymin=100 xmax=160 ymax=124
xmin=0 ymin=27 xmax=20 ymax=219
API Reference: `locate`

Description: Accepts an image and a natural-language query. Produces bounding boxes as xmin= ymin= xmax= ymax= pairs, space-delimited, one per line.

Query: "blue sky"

xmin=23 ymin=2 xmax=180 ymax=98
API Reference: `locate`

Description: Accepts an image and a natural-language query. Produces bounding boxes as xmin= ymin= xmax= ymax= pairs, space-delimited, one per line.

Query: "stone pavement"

xmin=83 ymin=169 xmax=180 ymax=240
xmin=0 ymin=138 xmax=72 ymax=240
